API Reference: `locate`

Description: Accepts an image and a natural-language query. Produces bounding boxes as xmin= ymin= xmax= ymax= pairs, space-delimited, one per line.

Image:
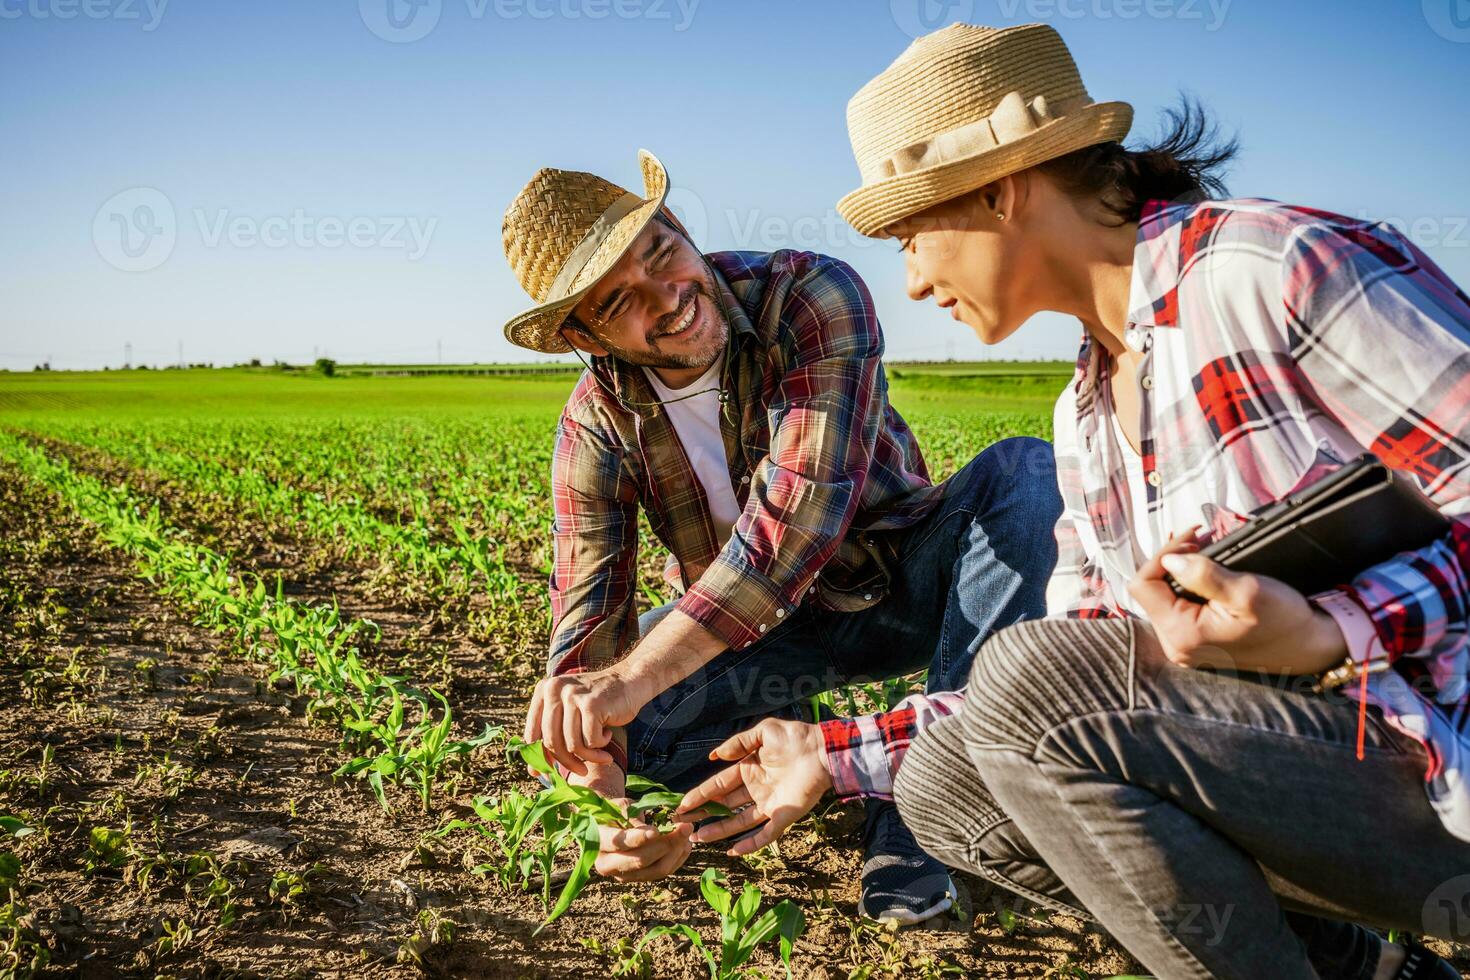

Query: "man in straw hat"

xmin=503 ymin=149 xmax=1064 ymax=923
xmin=679 ymin=21 xmax=1470 ymax=980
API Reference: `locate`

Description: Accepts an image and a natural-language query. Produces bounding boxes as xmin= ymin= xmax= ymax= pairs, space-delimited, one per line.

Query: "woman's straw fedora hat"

xmin=837 ymin=23 xmax=1133 ymax=238
xmin=502 ymin=149 xmax=669 ymax=354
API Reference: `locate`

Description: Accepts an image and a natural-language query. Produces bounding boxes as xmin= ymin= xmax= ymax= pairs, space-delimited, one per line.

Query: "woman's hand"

xmin=1127 ymin=528 xmax=1346 ymax=675
xmin=675 ymin=718 xmax=833 ymax=856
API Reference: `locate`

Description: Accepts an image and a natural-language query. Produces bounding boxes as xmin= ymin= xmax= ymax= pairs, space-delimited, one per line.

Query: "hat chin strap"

xmin=878 ymin=91 xmax=1092 ymax=179
xmin=545 ymin=191 xmax=646 ymax=301
xmin=568 ymin=344 xmax=729 ymax=413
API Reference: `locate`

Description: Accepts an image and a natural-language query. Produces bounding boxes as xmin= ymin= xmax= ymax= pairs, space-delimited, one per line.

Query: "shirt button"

xmin=1147 ymin=471 xmax=1162 ymax=487
xmin=1141 ymin=375 xmax=1154 ymax=390
xmin=808 ymin=586 xmax=816 ymax=595
xmin=863 ymin=593 xmax=872 ymax=601
xmin=740 ymin=475 xmax=751 ymax=484
xmin=775 ymin=608 xmax=785 ymax=619
xmin=758 ymin=623 xmax=767 ymax=633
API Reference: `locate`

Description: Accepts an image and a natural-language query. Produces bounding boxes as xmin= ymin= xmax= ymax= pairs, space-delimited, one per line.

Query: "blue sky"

xmin=2 ymin=0 xmax=1467 ymax=369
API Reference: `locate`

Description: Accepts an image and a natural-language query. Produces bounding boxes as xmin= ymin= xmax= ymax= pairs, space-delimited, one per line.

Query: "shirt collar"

xmin=1072 ymin=199 xmax=1185 ymax=419
xmin=1124 ymin=198 xmax=1185 ymax=329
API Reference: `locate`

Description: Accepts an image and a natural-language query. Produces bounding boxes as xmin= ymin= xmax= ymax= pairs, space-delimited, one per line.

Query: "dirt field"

xmin=2 ymin=370 xmax=1466 ymax=979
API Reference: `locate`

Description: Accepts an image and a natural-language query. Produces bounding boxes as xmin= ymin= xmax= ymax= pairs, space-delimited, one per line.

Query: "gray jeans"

xmin=894 ymin=616 xmax=1470 ymax=980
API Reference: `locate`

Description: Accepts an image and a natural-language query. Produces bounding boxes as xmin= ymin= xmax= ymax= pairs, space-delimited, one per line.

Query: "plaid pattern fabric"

xmin=548 ymin=249 xmax=942 ymax=678
xmin=822 ymin=199 xmax=1470 ymax=838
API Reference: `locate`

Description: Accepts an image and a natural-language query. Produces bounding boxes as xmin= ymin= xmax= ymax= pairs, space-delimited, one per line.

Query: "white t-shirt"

xmin=1110 ymin=409 xmax=1157 ymax=561
xmin=643 ymin=361 xmax=742 ymax=546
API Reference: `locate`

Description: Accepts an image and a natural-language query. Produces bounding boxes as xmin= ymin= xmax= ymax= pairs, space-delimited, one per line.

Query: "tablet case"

xmin=1166 ymin=455 xmax=1453 ymax=602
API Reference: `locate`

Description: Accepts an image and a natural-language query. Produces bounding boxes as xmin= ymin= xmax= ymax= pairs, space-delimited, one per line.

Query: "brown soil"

xmin=4 ymin=446 xmax=1467 ymax=980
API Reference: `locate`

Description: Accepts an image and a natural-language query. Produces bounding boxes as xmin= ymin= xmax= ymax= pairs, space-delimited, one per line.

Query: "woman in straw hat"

xmin=681 ymin=21 xmax=1470 ymax=980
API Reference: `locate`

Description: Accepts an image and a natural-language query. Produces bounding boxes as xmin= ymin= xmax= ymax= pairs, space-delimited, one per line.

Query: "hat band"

xmin=876 ymin=91 xmax=1092 ymax=180
xmin=546 ymin=191 xmax=646 ymax=302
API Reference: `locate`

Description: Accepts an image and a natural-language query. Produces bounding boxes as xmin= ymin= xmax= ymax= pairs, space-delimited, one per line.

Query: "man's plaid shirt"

xmin=822 ymin=199 xmax=1470 ymax=842
xmin=547 ymin=249 xmax=942 ymax=679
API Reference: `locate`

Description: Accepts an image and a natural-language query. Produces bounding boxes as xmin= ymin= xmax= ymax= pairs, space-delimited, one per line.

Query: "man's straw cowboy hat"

xmin=837 ymin=23 xmax=1133 ymax=238
xmin=502 ymin=149 xmax=669 ymax=354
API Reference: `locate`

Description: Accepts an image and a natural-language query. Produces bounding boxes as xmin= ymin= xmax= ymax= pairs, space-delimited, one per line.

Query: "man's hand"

xmin=594 ymin=801 xmax=696 ymax=882
xmin=565 ymin=761 xmax=694 ymax=882
xmin=675 ymin=718 xmax=832 ymax=856
xmin=530 ymin=609 xmax=728 ymax=774
xmin=1127 ymin=529 xmax=1346 ymax=675
xmin=524 ymin=666 xmax=650 ymax=775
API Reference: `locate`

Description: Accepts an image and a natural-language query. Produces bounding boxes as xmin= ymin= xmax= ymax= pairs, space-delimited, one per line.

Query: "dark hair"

xmin=1035 ymin=96 xmax=1239 ymax=225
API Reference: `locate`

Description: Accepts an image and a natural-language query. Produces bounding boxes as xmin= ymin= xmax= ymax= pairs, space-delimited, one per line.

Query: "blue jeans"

xmin=622 ymin=437 xmax=1062 ymax=791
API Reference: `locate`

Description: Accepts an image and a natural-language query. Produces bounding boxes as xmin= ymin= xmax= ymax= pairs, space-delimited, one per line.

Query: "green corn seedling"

xmin=436 ymin=740 xmax=731 ymax=934
xmin=636 ymin=868 xmax=804 ymax=979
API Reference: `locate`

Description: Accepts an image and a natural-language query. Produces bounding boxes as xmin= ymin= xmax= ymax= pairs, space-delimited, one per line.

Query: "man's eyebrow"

xmin=640 ymin=230 xmax=665 ymax=263
xmin=592 ymin=286 xmax=624 ymax=323
xmin=593 ymin=232 xmax=667 ymax=321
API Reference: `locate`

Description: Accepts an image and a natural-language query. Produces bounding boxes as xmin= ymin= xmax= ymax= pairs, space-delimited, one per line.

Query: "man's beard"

xmin=600 ymin=270 xmax=729 ymax=371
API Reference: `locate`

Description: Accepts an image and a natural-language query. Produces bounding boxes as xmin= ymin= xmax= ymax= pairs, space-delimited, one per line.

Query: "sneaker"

xmin=858 ymin=800 xmax=957 ymax=927
xmin=1391 ymin=938 xmax=1462 ymax=980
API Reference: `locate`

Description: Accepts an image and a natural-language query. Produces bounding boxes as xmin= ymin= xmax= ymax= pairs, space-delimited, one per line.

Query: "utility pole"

xmin=124 ymin=342 xmax=132 ymax=369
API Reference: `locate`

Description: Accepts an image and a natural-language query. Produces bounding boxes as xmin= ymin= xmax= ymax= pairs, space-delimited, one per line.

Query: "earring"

xmin=995 ymin=212 xmax=1006 ymax=221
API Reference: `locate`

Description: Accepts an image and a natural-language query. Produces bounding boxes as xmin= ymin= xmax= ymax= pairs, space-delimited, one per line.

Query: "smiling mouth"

xmin=658 ymin=295 xmax=699 ymax=339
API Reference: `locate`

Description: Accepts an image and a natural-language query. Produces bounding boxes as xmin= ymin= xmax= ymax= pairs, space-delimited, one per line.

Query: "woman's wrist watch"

xmin=1309 ymin=589 xmax=1391 ymax=692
